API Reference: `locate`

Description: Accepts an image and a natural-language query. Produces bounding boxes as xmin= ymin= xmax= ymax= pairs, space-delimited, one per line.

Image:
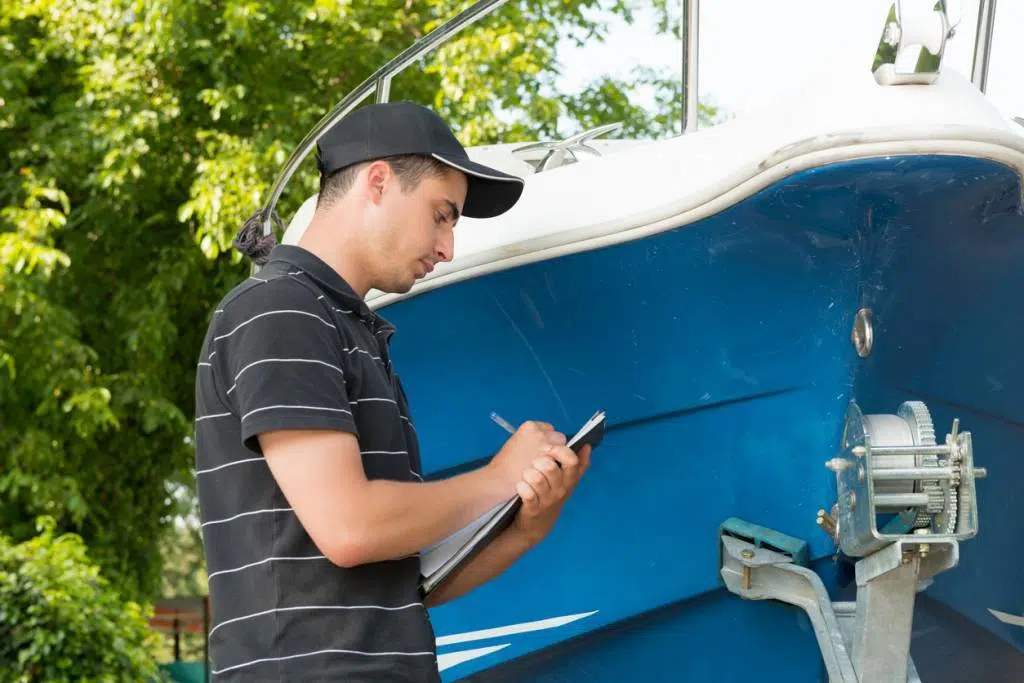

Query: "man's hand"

xmin=488 ymin=420 xmax=592 ymax=546
xmin=424 ymin=440 xmax=593 ymax=606
xmin=488 ymin=421 xmax=567 ymax=492
xmin=511 ymin=442 xmax=591 ymax=546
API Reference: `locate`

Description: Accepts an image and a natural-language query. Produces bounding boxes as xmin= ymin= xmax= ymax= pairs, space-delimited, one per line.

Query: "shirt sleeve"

xmin=217 ymin=279 xmax=359 ymax=454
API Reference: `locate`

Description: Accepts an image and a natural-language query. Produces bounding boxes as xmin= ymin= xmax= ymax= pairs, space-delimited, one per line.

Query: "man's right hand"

xmin=488 ymin=421 xmax=567 ymax=491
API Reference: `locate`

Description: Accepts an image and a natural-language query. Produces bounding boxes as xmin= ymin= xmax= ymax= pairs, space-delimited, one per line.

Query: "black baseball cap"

xmin=315 ymin=101 xmax=525 ymax=219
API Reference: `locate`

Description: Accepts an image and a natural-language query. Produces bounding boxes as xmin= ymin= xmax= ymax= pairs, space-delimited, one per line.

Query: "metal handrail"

xmin=971 ymin=0 xmax=997 ymax=93
xmin=681 ymin=0 xmax=699 ymax=133
xmin=259 ymin=0 xmax=512 ymax=236
xmin=259 ymin=0 xmax=703 ymax=236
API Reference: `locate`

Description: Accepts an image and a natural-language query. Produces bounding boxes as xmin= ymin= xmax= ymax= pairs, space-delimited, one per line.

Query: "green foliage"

xmin=1 ymin=0 xmax=720 ymax=601
xmin=0 ymin=517 xmax=164 ymax=682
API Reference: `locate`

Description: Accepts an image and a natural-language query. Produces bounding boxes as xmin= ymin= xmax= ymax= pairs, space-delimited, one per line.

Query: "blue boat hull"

xmin=380 ymin=155 xmax=1024 ymax=680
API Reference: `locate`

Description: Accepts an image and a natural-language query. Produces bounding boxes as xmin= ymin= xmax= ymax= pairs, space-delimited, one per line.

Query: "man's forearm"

xmin=342 ymin=467 xmax=512 ymax=566
xmin=423 ymin=528 xmax=535 ymax=607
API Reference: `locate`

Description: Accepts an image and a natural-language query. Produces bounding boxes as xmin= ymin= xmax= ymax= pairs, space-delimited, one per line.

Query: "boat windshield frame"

xmin=257 ymin=0 xmax=703 ymax=237
xmin=259 ymin=0 xmax=513 ymax=236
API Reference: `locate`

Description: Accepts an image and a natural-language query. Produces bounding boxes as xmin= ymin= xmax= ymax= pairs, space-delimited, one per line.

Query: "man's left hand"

xmin=511 ymin=442 xmax=591 ymax=546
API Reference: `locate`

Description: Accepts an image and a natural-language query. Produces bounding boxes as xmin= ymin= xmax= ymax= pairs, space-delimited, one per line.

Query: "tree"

xmin=0 ymin=0 xmax=720 ymax=601
xmin=0 ymin=517 xmax=164 ymax=681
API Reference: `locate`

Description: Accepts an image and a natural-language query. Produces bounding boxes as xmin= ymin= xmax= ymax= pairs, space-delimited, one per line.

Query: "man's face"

xmin=371 ymin=166 xmax=467 ymax=294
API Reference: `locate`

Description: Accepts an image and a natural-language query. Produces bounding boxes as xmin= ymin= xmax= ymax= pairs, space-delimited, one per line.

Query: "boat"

xmin=266 ymin=1 xmax=1023 ymax=680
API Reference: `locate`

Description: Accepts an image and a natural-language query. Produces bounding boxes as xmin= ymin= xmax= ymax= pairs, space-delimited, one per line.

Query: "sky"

xmin=556 ymin=0 xmax=1021 ymax=126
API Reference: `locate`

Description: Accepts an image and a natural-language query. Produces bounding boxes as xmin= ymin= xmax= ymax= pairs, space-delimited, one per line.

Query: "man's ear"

xmin=364 ymin=160 xmax=390 ymax=203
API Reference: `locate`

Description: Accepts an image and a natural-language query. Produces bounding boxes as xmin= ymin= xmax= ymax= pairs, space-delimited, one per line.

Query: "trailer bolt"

xmin=825 ymin=458 xmax=852 ymax=473
xmin=914 ymin=528 xmax=930 ymax=558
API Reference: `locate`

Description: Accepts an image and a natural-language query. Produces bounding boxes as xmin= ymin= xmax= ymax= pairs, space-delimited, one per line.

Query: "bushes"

xmin=0 ymin=517 xmax=164 ymax=682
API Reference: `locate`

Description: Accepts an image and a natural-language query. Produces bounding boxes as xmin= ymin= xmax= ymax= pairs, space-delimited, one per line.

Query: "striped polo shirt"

xmin=193 ymin=245 xmax=440 ymax=681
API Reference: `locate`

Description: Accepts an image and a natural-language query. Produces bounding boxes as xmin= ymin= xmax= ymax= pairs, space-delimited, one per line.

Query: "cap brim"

xmin=431 ymin=153 xmax=525 ymax=219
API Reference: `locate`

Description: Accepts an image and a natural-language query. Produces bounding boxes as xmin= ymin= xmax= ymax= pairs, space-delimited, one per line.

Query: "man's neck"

xmin=298 ymin=217 xmax=372 ymax=298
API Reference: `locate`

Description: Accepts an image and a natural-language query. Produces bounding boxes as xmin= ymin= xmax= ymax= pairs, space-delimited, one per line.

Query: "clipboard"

xmin=419 ymin=410 xmax=606 ymax=597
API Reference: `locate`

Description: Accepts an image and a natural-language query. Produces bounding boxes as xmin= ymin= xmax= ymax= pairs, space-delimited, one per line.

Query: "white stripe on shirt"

xmin=345 ymin=347 xmax=381 ymax=361
xmin=211 ymin=647 xmax=435 ymax=675
xmin=201 ymin=507 xmax=293 ymax=528
xmin=209 ymin=603 xmax=424 ymax=637
xmin=352 ymin=398 xmax=396 ymax=406
xmin=240 ymin=405 xmax=353 ymax=422
xmin=226 ymin=358 xmax=345 ymax=394
xmin=214 ymin=309 xmax=335 ymax=342
xmin=207 ymin=555 xmax=327 ymax=581
xmin=195 ymin=412 xmax=232 ymax=422
xmin=195 ymin=457 xmax=264 ymax=476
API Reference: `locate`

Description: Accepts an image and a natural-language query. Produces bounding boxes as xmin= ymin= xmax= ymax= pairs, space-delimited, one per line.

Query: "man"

xmin=193 ymin=101 xmax=591 ymax=682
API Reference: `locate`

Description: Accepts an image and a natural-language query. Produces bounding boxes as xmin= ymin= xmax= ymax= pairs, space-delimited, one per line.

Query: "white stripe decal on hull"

xmin=437 ymin=644 xmax=510 ymax=672
xmin=989 ymin=608 xmax=1024 ymax=627
xmin=435 ymin=610 xmax=598 ymax=647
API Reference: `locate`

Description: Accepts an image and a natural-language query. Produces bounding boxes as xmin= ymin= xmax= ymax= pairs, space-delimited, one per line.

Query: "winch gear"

xmin=937 ymin=428 xmax=963 ymax=535
xmin=896 ymin=401 xmax=945 ymax=529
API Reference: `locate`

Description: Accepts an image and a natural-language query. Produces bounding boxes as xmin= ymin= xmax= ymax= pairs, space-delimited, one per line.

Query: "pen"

xmin=489 ymin=412 xmax=516 ymax=435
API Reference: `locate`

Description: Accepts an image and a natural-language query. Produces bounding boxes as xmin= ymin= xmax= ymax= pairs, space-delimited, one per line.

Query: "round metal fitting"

xmin=852 ymin=308 xmax=874 ymax=358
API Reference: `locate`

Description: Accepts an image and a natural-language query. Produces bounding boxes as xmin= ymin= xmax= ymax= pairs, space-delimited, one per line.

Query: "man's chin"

xmin=379 ymin=278 xmax=416 ymax=295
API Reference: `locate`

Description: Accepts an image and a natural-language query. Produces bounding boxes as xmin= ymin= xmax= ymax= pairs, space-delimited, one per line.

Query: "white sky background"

xmin=555 ymin=0 xmax=1021 ymax=125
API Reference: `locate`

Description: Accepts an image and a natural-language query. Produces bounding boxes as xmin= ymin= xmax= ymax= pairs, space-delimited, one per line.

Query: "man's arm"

xmin=424 ymin=443 xmax=592 ymax=607
xmin=217 ymin=278 xmax=567 ymax=569
xmin=259 ymin=423 xmax=565 ymax=568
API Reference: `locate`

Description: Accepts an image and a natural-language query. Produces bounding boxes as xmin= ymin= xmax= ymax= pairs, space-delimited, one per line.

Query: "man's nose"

xmin=435 ymin=227 xmax=454 ymax=263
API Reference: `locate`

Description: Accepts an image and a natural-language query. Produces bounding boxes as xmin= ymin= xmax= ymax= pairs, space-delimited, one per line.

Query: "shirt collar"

xmin=264 ymin=245 xmax=395 ymax=335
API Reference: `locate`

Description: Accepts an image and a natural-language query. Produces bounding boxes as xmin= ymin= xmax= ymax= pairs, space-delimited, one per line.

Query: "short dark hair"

xmin=234 ymin=154 xmax=454 ymax=266
xmin=317 ymin=154 xmax=452 ymax=209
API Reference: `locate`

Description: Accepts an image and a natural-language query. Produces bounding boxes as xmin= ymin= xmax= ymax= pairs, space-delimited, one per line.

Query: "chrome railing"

xmin=259 ymin=0 xmax=704 ymax=236
xmin=681 ymin=0 xmax=699 ymax=133
xmin=971 ymin=0 xmax=998 ymax=93
xmin=259 ymin=0 xmax=512 ymax=236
